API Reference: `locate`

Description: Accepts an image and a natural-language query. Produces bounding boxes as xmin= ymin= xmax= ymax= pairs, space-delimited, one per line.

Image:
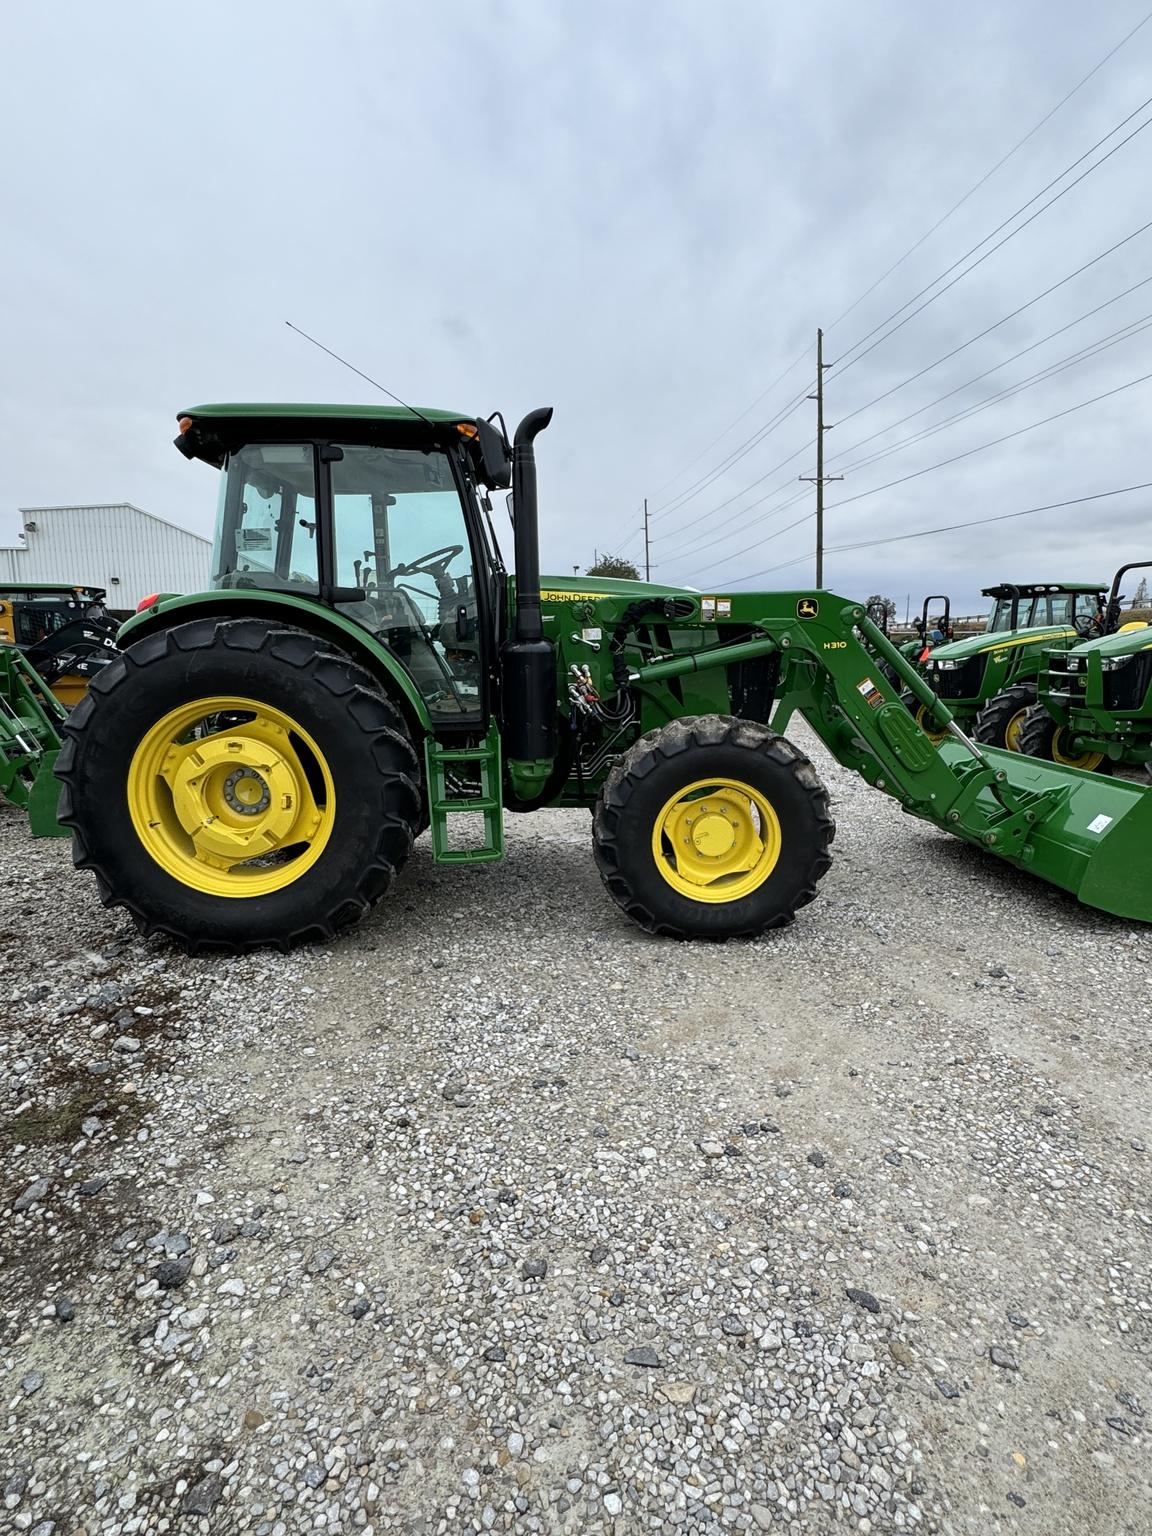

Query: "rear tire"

xmin=592 ymin=715 xmax=834 ymax=939
xmin=55 ymin=618 xmax=422 ymax=953
xmin=1016 ymin=703 xmax=1113 ymax=774
xmin=973 ymin=682 xmax=1036 ymax=751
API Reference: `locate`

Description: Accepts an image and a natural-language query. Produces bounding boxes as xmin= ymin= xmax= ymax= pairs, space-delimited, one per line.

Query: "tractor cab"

xmin=172 ymin=404 xmax=516 ymax=727
xmin=980 ymin=582 xmax=1104 ymax=636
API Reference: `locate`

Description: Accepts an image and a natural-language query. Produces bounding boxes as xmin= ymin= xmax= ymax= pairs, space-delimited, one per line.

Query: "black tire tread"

xmin=1016 ymin=701 xmax=1113 ymax=774
xmin=973 ymin=682 xmax=1036 ymax=750
xmin=56 ymin=618 xmax=421 ymax=955
xmin=593 ymin=714 xmax=834 ymax=939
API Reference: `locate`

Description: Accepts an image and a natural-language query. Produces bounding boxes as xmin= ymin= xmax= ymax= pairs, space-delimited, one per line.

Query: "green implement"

xmin=0 ymin=646 xmax=68 ymax=836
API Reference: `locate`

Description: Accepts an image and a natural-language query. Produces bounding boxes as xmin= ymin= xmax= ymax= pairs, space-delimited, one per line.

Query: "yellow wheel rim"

xmin=1004 ymin=708 xmax=1029 ymax=753
xmin=1051 ymin=727 xmax=1106 ymax=772
xmin=915 ymin=704 xmax=948 ymax=746
xmin=651 ymin=776 xmax=781 ymax=904
xmin=127 ymin=696 xmax=335 ymax=898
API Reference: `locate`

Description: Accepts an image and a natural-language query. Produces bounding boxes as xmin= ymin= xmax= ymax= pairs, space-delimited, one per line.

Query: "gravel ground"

xmin=2 ymin=726 xmax=1150 ymax=1536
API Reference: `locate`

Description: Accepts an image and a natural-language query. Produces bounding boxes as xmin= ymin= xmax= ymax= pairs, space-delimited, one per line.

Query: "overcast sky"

xmin=2 ymin=1 xmax=1150 ymax=615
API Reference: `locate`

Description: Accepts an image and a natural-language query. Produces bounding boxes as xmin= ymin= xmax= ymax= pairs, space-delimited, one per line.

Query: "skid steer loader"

xmin=46 ymin=403 xmax=1152 ymax=952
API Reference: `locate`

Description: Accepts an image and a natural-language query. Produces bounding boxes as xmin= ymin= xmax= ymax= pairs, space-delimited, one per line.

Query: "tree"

xmin=864 ymin=594 xmax=897 ymax=620
xmin=1131 ymin=576 xmax=1148 ymax=609
xmin=587 ymin=554 xmax=641 ymax=580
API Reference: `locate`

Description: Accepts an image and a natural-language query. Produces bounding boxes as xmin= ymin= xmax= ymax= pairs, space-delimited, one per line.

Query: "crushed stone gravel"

xmin=1 ymin=724 xmax=1150 ymax=1534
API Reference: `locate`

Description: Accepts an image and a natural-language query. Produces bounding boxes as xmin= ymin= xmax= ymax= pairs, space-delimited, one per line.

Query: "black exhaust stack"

xmin=502 ymin=407 xmax=557 ymax=770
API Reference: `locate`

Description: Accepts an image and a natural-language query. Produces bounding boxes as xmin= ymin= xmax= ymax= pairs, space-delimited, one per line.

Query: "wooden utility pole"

xmin=799 ymin=328 xmax=842 ymax=587
xmin=643 ymin=498 xmax=651 ymax=582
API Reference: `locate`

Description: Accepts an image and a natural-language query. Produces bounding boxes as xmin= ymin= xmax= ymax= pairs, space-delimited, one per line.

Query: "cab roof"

xmin=178 ymin=402 xmax=471 ymax=427
xmin=981 ymin=582 xmax=1106 ymax=598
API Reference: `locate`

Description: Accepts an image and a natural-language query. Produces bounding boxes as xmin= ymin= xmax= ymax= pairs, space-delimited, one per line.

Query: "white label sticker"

xmin=716 ymin=598 xmax=732 ymax=617
xmin=582 ymin=627 xmax=602 ymax=642
xmin=1087 ymin=813 xmax=1113 ymax=834
xmin=856 ymin=678 xmax=875 ymax=697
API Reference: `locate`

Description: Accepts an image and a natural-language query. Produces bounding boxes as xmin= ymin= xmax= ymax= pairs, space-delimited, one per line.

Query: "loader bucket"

xmin=931 ymin=742 xmax=1152 ymax=923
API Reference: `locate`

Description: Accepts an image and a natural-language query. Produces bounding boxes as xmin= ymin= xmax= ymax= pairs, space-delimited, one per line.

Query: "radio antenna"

xmin=285 ymin=320 xmax=434 ymax=425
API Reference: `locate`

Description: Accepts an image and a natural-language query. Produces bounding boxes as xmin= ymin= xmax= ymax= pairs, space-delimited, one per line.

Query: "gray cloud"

xmin=1 ymin=0 xmax=1149 ymax=616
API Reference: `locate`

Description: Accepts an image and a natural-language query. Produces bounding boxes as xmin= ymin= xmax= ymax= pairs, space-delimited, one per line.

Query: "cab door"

xmin=327 ymin=442 xmax=487 ymax=723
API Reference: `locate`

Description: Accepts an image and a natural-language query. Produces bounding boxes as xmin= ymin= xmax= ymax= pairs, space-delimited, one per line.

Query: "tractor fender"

xmin=116 ymin=590 xmax=434 ymax=742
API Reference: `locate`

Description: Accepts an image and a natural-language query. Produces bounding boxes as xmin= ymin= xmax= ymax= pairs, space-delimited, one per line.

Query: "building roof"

xmin=13 ymin=503 xmax=211 ymax=546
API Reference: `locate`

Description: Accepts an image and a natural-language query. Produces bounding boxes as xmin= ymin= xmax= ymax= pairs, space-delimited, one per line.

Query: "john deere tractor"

xmin=49 ymin=403 xmax=1152 ymax=952
xmin=1018 ymin=560 xmax=1152 ymax=773
xmin=905 ymin=581 xmax=1107 ymax=750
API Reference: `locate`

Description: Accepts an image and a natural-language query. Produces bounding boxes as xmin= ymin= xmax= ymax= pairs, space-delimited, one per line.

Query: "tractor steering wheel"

xmin=387 ymin=544 xmax=464 ymax=585
xmin=1073 ymin=613 xmax=1102 ymax=638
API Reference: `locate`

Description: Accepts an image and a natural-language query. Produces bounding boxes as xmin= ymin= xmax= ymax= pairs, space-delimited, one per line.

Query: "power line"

xmin=828 ymin=367 xmax=1152 ymax=510
xmin=832 ymin=97 xmax=1152 ymax=381
xmin=651 ymin=382 xmax=813 ymax=519
xmin=693 ymin=370 xmax=1152 ymax=587
xmin=645 ymin=11 xmax=1152 ymax=509
xmin=743 ymin=482 xmax=1152 ymax=580
xmin=833 ymin=312 xmax=1152 ymax=481
xmin=827 ymin=268 xmax=1152 ymax=465
xmin=655 ymin=225 xmax=1152 ymax=570
xmin=827 ymin=8 xmax=1152 ymax=333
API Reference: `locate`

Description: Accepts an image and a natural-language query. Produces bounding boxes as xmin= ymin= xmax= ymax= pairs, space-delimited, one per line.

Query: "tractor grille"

xmin=1103 ymin=652 xmax=1152 ymax=712
xmin=926 ymin=654 xmax=986 ymax=700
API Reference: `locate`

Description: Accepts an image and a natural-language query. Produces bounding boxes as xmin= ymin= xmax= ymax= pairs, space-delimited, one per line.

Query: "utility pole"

xmin=643 ymin=498 xmax=651 ymax=582
xmin=799 ymin=328 xmax=842 ymax=587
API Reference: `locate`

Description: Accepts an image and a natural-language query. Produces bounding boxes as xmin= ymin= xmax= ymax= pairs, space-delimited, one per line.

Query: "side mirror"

xmin=471 ymin=419 xmax=513 ymax=489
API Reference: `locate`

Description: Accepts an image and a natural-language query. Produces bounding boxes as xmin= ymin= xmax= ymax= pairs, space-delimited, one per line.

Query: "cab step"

xmin=423 ymin=725 xmax=504 ymax=863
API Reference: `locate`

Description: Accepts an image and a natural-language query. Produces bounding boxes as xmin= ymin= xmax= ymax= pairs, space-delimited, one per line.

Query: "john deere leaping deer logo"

xmin=796 ymin=598 xmax=820 ymax=619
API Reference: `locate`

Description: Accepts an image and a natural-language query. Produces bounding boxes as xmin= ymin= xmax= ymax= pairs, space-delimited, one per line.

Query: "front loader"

xmin=0 ymin=584 xmax=120 ymax=706
xmin=48 ymin=403 xmax=1152 ymax=953
xmin=907 ymin=581 xmax=1107 ymax=751
xmin=0 ymin=645 xmax=69 ymax=835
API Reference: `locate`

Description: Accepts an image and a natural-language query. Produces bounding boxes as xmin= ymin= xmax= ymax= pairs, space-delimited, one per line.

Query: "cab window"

xmin=213 ymin=444 xmax=319 ymax=593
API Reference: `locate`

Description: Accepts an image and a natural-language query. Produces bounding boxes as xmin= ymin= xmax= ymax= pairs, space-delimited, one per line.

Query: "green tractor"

xmin=47 ymin=403 xmax=1152 ymax=952
xmin=905 ymin=581 xmax=1107 ymax=750
xmin=1018 ymin=560 xmax=1152 ymax=774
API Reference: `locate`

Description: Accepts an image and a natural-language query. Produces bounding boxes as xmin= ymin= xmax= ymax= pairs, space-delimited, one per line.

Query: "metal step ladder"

xmin=423 ymin=723 xmax=504 ymax=864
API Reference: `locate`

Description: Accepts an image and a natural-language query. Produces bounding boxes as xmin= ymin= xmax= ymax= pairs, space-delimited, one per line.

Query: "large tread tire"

xmin=55 ymin=618 xmax=422 ymax=954
xmin=973 ymin=682 xmax=1036 ymax=751
xmin=1016 ymin=702 xmax=1113 ymax=775
xmin=593 ymin=714 xmax=834 ymax=939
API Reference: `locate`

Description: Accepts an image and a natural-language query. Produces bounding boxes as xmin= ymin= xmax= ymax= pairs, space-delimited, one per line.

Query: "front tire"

xmin=593 ymin=715 xmax=834 ymax=938
xmin=1016 ymin=704 xmax=1112 ymax=774
xmin=55 ymin=618 xmax=422 ymax=953
xmin=900 ymin=690 xmax=949 ymax=745
xmin=973 ymin=682 xmax=1036 ymax=752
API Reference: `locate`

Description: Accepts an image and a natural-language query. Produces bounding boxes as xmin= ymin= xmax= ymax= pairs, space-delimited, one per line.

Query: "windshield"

xmin=985 ymin=591 xmax=1099 ymax=633
xmin=986 ymin=597 xmax=1018 ymax=633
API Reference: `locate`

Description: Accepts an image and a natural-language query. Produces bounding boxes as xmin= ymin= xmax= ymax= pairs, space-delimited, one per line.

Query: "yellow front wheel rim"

xmin=127 ymin=696 xmax=335 ymax=897
xmin=1051 ymin=728 xmax=1106 ymax=772
xmin=652 ymin=777 xmax=782 ymax=903
xmin=1004 ymin=708 xmax=1029 ymax=753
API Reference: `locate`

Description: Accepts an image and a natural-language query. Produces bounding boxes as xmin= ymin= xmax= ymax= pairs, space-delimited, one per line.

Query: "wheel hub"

xmin=688 ymin=806 xmax=737 ymax=857
xmin=223 ymin=765 xmax=272 ymax=815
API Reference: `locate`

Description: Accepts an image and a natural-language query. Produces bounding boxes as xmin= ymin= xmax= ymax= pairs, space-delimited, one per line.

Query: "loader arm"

xmin=629 ymin=595 xmax=1152 ymax=923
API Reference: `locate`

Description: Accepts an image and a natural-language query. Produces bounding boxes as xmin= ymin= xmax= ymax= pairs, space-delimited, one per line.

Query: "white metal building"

xmin=0 ymin=504 xmax=211 ymax=610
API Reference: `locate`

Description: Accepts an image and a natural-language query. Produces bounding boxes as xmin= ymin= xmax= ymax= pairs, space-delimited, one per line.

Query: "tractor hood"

xmin=1066 ymin=623 xmax=1152 ymax=660
xmin=537 ymin=574 xmax=698 ymax=605
xmin=927 ymin=624 xmax=1074 ymax=662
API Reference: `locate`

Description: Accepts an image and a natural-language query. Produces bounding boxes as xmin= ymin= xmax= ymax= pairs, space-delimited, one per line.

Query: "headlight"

xmin=1062 ymin=657 xmax=1081 ymax=671
xmin=1101 ymin=655 xmax=1135 ymax=672
xmin=931 ymin=658 xmax=961 ymax=671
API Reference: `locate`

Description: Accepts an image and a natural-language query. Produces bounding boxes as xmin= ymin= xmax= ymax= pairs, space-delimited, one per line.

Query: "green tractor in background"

xmin=1019 ymin=560 xmax=1152 ymax=774
xmin=904 ymin=581 xmax=1107 ymax=750
xmin=881 ymin=594 xmax=953 ymax=682
xmin=44 ymin=402 xmax=1152 ymax=952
